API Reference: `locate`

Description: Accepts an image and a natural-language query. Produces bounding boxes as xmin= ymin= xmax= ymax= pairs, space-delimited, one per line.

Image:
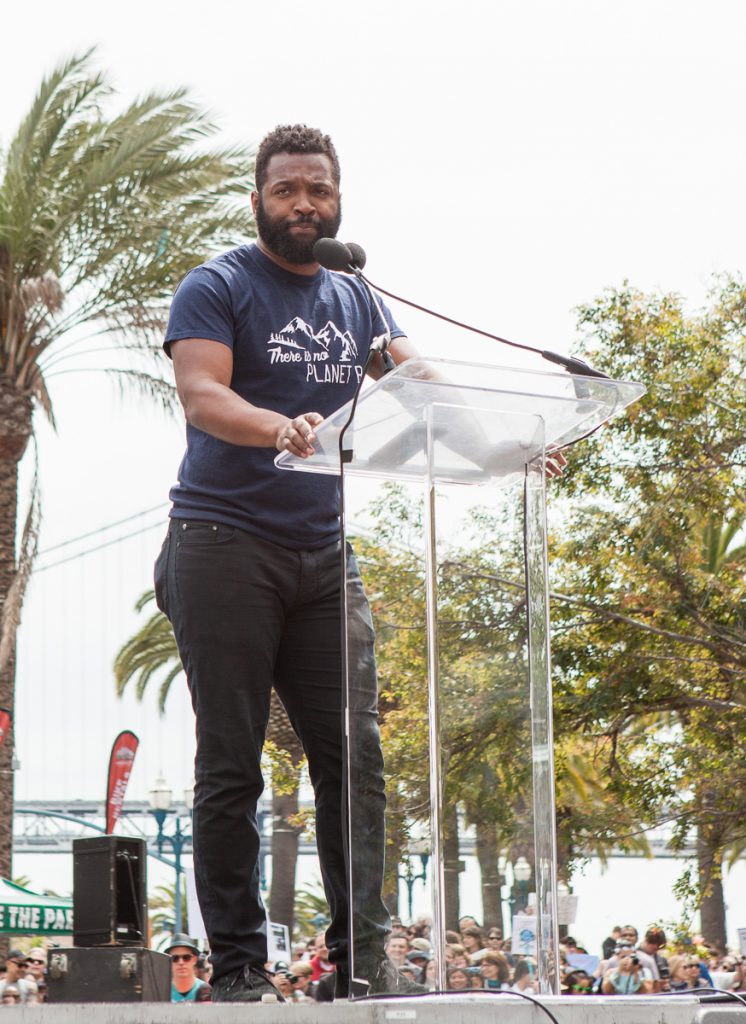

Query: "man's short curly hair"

xmin=255 ymin=124 xmax=340 ymax=192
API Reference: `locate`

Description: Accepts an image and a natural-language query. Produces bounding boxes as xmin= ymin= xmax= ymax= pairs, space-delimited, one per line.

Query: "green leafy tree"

xmin=354 ymin=488 xmax=652 ymax=929
xmin=0 ymin=50 xmax=255 ymax=879
xmin=548 ymin=278 xmax=746 ymax=945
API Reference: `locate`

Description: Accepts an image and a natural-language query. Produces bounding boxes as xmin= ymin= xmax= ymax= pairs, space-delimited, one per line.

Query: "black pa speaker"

xmin=72 ymin=836 xmax=148 ymax=946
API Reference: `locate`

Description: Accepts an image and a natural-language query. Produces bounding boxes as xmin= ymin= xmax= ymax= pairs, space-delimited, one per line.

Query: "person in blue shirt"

xmin=156 ymin=124 xmax=421 ymax=1003
xmin=166 ymin=935 xmax=210 ymax=1003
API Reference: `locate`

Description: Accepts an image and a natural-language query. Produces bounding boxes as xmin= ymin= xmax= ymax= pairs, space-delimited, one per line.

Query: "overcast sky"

xmin=4 ymin=0 xmax=746 ymax=935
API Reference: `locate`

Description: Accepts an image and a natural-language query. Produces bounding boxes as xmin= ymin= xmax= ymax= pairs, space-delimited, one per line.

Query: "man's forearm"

xmin=180 ymin=378 xmax=288 ymax=447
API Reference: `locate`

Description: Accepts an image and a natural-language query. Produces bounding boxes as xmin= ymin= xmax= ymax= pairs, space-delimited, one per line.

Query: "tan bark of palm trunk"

xmin=0 ymin=377 xmax=33 ymax=883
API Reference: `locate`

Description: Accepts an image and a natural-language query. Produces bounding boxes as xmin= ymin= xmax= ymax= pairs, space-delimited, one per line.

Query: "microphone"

xmin=345 ymin=242 xmax=367 ymax=271
xmin=312 ymin=237 xmax=368 ymax=273
xmin=313 ymin=237 xmax=353 ymax=272
xmin=313 ymin=238 xmax=395 ymax=373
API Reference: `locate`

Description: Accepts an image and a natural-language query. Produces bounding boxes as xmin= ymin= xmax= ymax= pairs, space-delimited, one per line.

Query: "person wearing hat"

xmin=165 ymin=934 xmax=211 ymax=1003
xmin=409 ymin=938 xmax=432 ymax=955
xmin=405 ymin=948 xmax=429 ymax=984
xmin=0 ymin=951 xmax=37 ymax=1004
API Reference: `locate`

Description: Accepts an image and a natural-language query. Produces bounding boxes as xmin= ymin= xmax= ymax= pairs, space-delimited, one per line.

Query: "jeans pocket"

xmin=154 ymin=530 xmax=171 ymax=616
xmin=177 ymin=521 xmax=237 ymax=546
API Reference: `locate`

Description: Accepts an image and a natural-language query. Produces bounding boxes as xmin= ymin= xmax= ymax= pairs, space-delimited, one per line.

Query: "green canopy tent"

xmin=0 ymin=878 xmax=73 ymax=936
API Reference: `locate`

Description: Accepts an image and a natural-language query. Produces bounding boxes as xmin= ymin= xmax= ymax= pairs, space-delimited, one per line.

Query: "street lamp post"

xmin=397 ymin=839 xmax=430 ymax=921
xmin=149 ymin=777 xmax=193 ymax=935
xmin=513 ymin=856 xmax=532 ymax=914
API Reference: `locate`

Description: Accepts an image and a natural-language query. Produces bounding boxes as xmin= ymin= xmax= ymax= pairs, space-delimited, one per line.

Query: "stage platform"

xmin=11 ymin=996 xmax=745 ymax=1023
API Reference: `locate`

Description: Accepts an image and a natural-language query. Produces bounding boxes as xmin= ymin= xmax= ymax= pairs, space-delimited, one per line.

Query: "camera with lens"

xmin=273 ymin=961 xmax=298 ymax=984
xmin=615 ymin=944 xmax=639 ymax=967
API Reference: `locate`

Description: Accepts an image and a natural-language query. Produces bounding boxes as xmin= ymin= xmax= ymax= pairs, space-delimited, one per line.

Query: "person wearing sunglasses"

xmin=0 ymin=951 xmax=37 ymax=1004
xmin=24 ymin=949 xmax=46 ymax=983
xmin=23 ymin=948 xmax=48 ymax=1002
xmin=668 ymin=955 xmax=709 ymax=992
xmin=165 ymin=934 xmax=211 ymax=1002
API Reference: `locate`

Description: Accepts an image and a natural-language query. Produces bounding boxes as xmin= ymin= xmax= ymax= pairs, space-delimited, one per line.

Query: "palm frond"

xmin=114 ymin=615 xmax=179 ymax=697
xmin=29 ymin=366 xmax=57 ymax=430
xmin=135 ymin=589 xmax=156 ymax=614
xmin=1 ymin=48 xmax=255 ymax=423
xmin=157 ymin=662 xmax=185 ymax=713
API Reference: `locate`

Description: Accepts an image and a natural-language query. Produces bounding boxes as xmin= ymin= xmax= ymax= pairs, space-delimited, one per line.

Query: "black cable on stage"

xmin=658 ymin=986 xmax=746 ymax=1007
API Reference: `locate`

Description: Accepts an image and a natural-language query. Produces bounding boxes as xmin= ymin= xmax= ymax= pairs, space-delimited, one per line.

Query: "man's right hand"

xmin=275 ymin=412 xmax=324 ymax=458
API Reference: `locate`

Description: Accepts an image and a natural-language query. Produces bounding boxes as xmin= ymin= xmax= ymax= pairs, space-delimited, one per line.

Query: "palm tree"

xmin=292 ymin=883 xmax=330 ymax=942
xmin=114 ymin=592 xmax=306 ymax=934
xmin=0 ymin=49 xmax=255 ymax=879
xmin=149 ymin=881 xmax=188 ymax=946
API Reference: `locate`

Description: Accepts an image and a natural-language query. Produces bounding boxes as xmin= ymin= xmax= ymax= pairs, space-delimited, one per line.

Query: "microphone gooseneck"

xmin=355 ymin=271 xmax=610 ymax=380
xmin=313 ymin=237 xmax=607 ymax=380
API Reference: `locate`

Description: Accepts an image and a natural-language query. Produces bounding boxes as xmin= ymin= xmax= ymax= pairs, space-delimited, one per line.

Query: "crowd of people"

xmin=0 ymin=948 xmax=47 ymax=1004
xmin=560 ymin=925 xmax=746 ymax=998
xmin=143 ymin=917 xmax=746 ymax=1003
xmin=164 ymin=917 xmax=746 ymax=1003
xmin=2 ymin=918 xmax=745 ymax=1004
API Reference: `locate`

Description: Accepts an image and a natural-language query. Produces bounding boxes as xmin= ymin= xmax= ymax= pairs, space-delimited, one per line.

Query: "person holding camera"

xmin=601 ymin=948 xmax=654 ymax=995
xmin=288 ymin=962 xmax=315 ymax=1001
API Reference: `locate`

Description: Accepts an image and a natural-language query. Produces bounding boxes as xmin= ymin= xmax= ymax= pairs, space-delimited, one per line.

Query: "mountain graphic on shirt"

xmin=270 ymin=316 xmax=358 ymax=362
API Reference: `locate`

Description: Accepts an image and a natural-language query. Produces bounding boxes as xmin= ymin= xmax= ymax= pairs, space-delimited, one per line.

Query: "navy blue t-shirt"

xmin=164 ymin=243 xmax=405 ymax=549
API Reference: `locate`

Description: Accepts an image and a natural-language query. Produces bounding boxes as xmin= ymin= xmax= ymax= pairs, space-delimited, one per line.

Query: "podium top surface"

xmin=275 ymin=357 xmax=645 ymax=485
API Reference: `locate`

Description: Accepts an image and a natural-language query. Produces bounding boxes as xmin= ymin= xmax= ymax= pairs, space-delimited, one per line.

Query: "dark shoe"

xmin=211 ymin=963 xmax=286 ymax=1003
xmin=365 ymin=957 xmax=429 ymax=996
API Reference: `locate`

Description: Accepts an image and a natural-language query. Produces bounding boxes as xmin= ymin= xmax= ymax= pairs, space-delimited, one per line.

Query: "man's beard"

xmin=255 ymin=197 xmax=342 ymax=264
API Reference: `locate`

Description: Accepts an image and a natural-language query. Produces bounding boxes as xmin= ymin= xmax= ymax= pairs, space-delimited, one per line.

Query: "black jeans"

xmin=154 ymin=520 xmax=389 ymax=981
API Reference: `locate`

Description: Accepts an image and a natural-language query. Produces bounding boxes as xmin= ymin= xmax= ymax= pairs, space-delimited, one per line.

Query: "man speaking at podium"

xmin=155 ymin=124 xmax=419 ymax=1002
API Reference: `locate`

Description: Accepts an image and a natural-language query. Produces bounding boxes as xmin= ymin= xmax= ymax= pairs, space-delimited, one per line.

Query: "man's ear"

xmin=251 ymin=191 xmax=259 ymax=215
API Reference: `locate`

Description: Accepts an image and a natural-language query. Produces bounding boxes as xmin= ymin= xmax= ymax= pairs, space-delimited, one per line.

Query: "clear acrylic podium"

xmin=277 ymin=357 xmax=644 ymax=995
